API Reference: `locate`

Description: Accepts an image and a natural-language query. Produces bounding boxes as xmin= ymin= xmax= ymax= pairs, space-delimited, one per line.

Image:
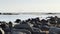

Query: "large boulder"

xmin=49 ymin=27 xmax=60 ymax=34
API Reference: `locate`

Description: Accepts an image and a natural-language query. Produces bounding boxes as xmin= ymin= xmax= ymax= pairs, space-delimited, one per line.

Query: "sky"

xmin=0 ymin=0 xmax=60 ymax=13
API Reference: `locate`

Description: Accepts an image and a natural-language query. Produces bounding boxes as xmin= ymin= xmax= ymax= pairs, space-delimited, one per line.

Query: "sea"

xmin=0 ymin=14 xmax=60 ymax=23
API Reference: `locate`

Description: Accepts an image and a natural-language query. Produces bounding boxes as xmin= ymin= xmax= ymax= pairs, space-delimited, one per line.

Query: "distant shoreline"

xmin=0 ymin=13 xmax=19 ymax=15
xmin=0 ymin=12 xmax=60 ymax=15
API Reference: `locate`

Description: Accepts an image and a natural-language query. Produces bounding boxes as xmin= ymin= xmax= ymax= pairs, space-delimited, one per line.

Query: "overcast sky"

xmin=0 ymin=0 xmax=60 ymax=13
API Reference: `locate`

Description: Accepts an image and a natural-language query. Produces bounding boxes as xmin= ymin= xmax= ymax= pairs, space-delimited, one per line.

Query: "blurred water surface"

xmin=0 ymin=14 xmax=59 ymax=22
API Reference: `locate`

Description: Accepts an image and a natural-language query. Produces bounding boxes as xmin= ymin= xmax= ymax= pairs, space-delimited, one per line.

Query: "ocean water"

xmin=0 ymin=14 xmax=59 ymax=22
